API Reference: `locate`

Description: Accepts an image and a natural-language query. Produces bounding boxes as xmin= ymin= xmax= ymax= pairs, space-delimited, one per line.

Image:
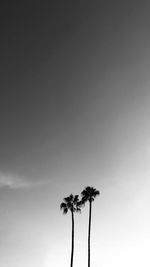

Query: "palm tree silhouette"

xmin=60 ymin=194 xmax=81 ymax=267
xmin=81 ymin=186 xmax=100 ymax=267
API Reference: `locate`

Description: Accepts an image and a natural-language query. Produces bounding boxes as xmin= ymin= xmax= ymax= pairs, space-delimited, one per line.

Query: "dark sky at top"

xmin=1 ymin=0 xmax=88 ymax=175
xmin=1 ymin=0 xmax=150 ymax=180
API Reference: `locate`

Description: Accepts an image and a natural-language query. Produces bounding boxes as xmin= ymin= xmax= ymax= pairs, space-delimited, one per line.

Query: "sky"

xmin=0 ymin=1 xmax=150 ymax=266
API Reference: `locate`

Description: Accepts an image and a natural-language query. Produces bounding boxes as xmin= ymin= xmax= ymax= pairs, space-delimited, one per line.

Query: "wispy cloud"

xmin=0 ymin=172 xmax=33 ymax=189
xmin=0 ymin=170 xmax=56 ymax=189
xmin=0 ymin=172 xmax=53 ymax=189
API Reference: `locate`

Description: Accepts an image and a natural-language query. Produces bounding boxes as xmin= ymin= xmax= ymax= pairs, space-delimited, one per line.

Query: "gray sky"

xmin=0 ymin=1 xmax=150 ymax=267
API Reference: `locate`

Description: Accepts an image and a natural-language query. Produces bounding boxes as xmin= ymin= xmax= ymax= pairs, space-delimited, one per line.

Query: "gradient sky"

xmin=0 ymin=1 xmax=150 ymax=266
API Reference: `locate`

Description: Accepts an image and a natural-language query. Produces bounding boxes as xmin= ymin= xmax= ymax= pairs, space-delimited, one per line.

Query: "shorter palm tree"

xmin=81 ymin=186 xmax=100 ymax=267
xmin=60 ymin=194 xmax=81 ymax=267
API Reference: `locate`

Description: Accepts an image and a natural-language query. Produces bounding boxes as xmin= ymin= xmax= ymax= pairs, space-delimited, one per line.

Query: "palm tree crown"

xmin=81 ymin=186 xmax=100 ymax=203
xmin=60 ymin=194 xmax=81 ymax=214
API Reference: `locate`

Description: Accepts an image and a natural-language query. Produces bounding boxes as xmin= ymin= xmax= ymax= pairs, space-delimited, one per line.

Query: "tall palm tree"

xmin=81 ymin=186 xmax=100 ymax=267
xmin=60 ymin=194 xmax=81 ymax=267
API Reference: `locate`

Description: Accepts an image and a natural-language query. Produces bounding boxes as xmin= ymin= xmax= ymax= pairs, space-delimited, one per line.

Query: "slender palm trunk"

xmin=70 ymin=211 xmax=74 ymax=267
xmin=88 ymin=200 xmax=92 ymax=267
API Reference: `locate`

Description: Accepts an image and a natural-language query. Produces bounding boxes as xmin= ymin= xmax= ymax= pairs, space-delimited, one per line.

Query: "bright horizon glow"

xmin=0 ymin=159 xmax=150 ymax=267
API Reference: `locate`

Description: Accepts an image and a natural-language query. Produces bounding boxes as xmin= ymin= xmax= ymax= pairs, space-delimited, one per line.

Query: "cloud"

xmin=0 ymin=171 xmax=55 ymax=189
xmin=0 ymin=172 xmax=32 ymax=189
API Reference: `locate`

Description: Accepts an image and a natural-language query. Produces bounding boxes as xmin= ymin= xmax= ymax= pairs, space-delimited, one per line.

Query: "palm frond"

xmin=76 ymin=200 xmax=83 ymax=207
xmin=64 ymin=196 xmax=70 ymax=203
xmin=60 ymin=202 xmax=67 ymax=209
xmin=81 ymin=195 xmax=88 ymax=204
xmin=63 ymin=207 xmax=68 ymax=214
xmin=76 ymin=207 xmax=81 ymax=213
xmin=60 ymin=202 xmax=68 ymax=214
xmin=93 ymin=189 xmax=100 ymax=197
xmin=73 ymin=194 xmax=79 ymax=204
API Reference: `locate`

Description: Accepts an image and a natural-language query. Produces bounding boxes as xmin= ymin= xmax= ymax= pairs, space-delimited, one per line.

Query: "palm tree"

xmin=81 ymin=186 xmax=100 ymax=267
xmin=60 ymin=194 xmax=81 ymax=267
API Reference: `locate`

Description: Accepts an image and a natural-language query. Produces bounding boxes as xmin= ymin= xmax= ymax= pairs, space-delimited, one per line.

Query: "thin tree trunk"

xmin=70 ymin=211 xmax=74 ymax=267
xmin=88 ymin=201 xmax=92 ymax=267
